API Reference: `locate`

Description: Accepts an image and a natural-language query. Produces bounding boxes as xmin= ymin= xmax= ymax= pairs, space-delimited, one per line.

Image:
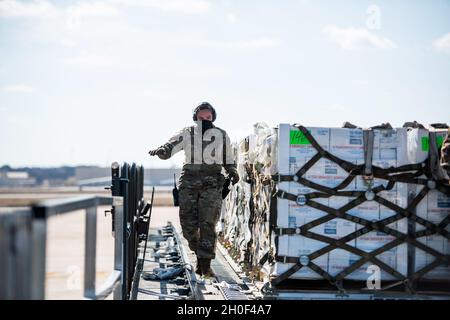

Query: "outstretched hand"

xmin=148 ymin=149 xmax=161 ymax=156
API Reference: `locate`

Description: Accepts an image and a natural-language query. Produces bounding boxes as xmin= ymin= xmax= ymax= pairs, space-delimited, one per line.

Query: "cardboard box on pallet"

xmin=325 ymin=194 xmax=409 ymax=281
xmin=327 ymin=129 xmax=409 ymax=281
xmin=406 ymin=128 xmax=450 ymax=279
xmin=222 ymin=123 xmax=449 ymax=286
xmin=412 ymin=188 xmax=450 ymax=279
xmin=405 ymin=128 xmax=448 ymax=165
xmin=328 ymin=127 xmax=406 ymax=162
xmin=273 ymin=124 xmax=443 ymax=282
xmin=278 ymin=126 xmax=355 ymax=276
xmin=276 ymin=125 xmax=359 ymax=280
xmin=329 ymin=128 xmax=364 ymax=161
xmin=373 ymin=128 xmax=408 ymax=161
xmin=274 ymin=234 xmax=329 ymax=279
xmin=304 ymin=161 xmax=356 ymax=191
xmin=328 ymin=244 xmax=407 ymax=281
xmin=277 ymin=125 xmax=374 ymax=280
xmin=277 ymin=185 xmax=328 ymax=227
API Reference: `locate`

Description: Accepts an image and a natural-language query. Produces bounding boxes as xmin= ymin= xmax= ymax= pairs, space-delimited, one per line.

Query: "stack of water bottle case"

xmin=218 ymin=122 xmax=450 ymax=291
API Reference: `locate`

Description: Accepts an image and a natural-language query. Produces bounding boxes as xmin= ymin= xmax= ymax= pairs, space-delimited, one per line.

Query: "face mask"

xmin=200 ymin=120 xmax=214 ymax=134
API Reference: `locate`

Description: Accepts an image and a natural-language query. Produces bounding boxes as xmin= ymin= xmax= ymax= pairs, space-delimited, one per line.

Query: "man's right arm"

xmin=150 ymin=128 xmax=187 ymax=160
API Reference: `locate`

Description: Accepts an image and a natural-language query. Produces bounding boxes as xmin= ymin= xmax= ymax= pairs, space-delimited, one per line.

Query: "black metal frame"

xmin=109 ymin=162 xmax=151 ymax=300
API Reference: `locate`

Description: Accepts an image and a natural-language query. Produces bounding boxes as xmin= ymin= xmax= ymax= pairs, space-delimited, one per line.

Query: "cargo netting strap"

xmin=268 ymin=124 xmax=450 ymax=290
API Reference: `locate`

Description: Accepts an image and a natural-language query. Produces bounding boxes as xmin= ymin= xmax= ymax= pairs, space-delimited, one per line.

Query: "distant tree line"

xmin=0 ymin=165 xmax=80 ymax=184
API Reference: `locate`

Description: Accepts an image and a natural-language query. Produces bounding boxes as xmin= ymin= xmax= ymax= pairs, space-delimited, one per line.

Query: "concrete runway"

xmin=0 ymin=190 xmax=174 ymax=207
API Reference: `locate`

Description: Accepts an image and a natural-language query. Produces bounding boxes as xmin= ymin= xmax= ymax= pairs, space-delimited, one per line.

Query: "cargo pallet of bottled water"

xmin=218 ymin=122 xmax=450 ymax=294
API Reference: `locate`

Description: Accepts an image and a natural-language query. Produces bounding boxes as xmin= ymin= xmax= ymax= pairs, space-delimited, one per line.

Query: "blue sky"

xmin=0 ymin=0 xmax=449 ymax=168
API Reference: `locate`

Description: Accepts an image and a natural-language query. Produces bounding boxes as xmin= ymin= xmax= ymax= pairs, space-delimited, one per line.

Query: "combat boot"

xmin=195 ymin=257 xmax=203 ymax=276
xmin=199 ymin=258 xmax=215 ymax=278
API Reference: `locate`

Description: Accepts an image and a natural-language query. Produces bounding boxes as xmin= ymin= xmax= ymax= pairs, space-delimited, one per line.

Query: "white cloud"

xmin=3 ymin=84 xmax=35 ymax=93
xmin=138 ymin=60 xmax=230 ymax=77
xmin=324 ymin=104 xmax=346 ymax=112
xmin=0 ymin=1 xmax=119 ymax=19
xmin=353 ymin=79 xmax=369 ymax=86
xmin=63 ymin=55 xmax=116 ymax=68
xmin=323 ymin=25 xmax=396 ymax=50
xmin=0 ymin=0 xmax=59 ymax=18
xmin=106 ymin=0 xmax=210 ymax=13
xmin=226 ymin=13 xmax=237 ymax=24
xmin=60 ymin=39 xmax=77 ymax=47
xmin=65 ymin=2 xmax=120 ymax=30
xmin=142 ymin=89 xmax=175 ymax=100
xmin=215 ymin=37 xmax=281 ymax=49
xmin=143 ymin=89 xmax=160 ymax=97
xmin=432 ymin=32 xmax=450 ymax=54
xmin=67 ymin=2 xmax=119 ymax=18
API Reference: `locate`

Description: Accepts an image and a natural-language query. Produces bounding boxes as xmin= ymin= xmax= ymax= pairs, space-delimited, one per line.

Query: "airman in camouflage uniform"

xmin=149 ymin=102 xmax=239 ymax=277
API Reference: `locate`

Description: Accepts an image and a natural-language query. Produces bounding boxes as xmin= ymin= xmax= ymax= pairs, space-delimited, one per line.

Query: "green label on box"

xmin=290 ymin=130 xmax=311 ymax=145
xmin=421 ymin=136 xmax=444 ymax=151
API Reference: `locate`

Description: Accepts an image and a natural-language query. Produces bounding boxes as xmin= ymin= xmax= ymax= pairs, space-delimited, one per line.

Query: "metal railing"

xmin=31 ymin=196 xmax=117 ymax=300
xmin=0 ymin=208 xmax=33 ymax=299
xmin=0 ymin=162 xmax=152 ymax=300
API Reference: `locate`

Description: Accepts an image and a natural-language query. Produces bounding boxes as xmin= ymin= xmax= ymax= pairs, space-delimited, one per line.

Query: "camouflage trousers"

xmin=178 ymin=173 xmax=224 ymax=259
